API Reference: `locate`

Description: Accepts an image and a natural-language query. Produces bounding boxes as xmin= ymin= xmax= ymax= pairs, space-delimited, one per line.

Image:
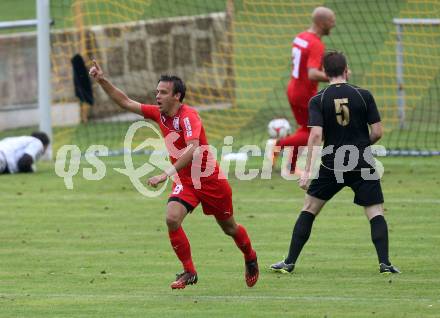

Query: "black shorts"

xmin=307 ymin=165 xmax=384 ymax=206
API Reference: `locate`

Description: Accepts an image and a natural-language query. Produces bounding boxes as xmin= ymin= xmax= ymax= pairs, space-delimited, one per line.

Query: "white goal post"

xmin=392 ymin=18 xmax=440 ymax=129
xmin=37 ymin=0 xmax=52 ymax=159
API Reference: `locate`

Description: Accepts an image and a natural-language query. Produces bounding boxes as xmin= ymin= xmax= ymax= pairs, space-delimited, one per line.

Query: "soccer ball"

xmin=267 ymin=118 xmax=291 ymax=139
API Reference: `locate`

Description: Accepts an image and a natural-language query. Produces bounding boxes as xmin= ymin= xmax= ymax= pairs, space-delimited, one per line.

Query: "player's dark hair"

xmin=31 ymin=131 xmax=50 ymax=146
xmin=17 ymin=154 xmax=34 ymax=173
xmin=158 ymin=75 xmax=186 ymax=102
xmin=323 ymin=51 xmax=347 ymax=78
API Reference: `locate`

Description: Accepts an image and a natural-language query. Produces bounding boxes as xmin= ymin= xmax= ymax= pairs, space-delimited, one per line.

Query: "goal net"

xmin=1 ymin=0 xmax=439 ymax=155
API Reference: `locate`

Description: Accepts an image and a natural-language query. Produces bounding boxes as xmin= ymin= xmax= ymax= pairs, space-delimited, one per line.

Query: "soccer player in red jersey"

xmin=89 ymin=60 xmax=259 ymax=289
xmin=273 ymin=7 xmax=336 ymax=173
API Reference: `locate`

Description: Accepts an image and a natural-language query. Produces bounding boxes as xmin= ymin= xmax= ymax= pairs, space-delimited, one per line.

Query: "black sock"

xmin=370 ymin=215 xmax=390 ymax=265
xmin=285 ymin=211 xmax=315 ymax=264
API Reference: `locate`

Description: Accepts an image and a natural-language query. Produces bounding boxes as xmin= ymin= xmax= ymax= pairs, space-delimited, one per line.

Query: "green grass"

xmin=0 ymin=0 xmax=36 ymax=22
xmin=0 ymin=0 xmax=226 ymax=29
xmin=1 ymin=4 xmax=439 ymax=314
xmin=1 ymin=155 xmax=439 ymax=317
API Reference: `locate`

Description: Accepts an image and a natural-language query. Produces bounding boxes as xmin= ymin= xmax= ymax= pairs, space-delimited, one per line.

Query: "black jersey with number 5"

xmin=308 ymin=83 xmax=381 ymax=170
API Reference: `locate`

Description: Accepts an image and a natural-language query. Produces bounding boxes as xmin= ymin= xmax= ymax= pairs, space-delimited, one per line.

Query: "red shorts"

xmin=286 ymin=81 xmax=316 ymax=127
xmin=168 ymin=176 xmax=233 ymax=221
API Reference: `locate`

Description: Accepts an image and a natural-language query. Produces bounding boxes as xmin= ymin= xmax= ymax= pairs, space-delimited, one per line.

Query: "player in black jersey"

xmin=270 ymin=51 xmax=400 ymax=275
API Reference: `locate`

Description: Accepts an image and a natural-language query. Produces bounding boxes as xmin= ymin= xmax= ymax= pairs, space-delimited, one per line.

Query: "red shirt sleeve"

xmin=140 ymin=104 xmax=160 ymax=122
xmin=307 ymin=40 xmax=324 ymax=70
xmin=181 ymin=110 xmax=202 ymax=143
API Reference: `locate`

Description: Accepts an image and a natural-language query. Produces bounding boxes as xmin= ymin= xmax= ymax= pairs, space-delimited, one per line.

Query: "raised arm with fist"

xmin=88 ymin=59 xmax=142 ymax=115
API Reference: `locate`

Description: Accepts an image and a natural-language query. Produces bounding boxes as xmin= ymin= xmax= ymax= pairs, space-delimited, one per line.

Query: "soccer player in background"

xmin=0 ymin=132 xmax=50 ymax=174
xmin=271 ymin=6 xmax=335 ymax=173
xmin=89 ymin=60 xmax=259 ymax=289
xmin=270 ymin=51 xmax=400 ymax=274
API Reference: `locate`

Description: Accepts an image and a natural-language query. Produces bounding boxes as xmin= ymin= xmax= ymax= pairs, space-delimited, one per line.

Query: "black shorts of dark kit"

xmin=307 ymin=165 xmax=384 ymax=206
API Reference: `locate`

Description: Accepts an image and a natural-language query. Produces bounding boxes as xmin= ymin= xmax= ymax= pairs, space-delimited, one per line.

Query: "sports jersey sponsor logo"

xmin=173 ymin=117 xmax=180 ymax=130
xmin=183 ymin=117 xmax=192 ymax=137
xmin=293 ymin=37 xmax=309 ymax=48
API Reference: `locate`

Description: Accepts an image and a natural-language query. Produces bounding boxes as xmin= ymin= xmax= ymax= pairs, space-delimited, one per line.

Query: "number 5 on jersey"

xmin=334 ymin=98 xmax=350 ymax=126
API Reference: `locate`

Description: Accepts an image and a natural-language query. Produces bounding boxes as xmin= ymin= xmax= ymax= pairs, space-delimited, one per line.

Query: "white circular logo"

xmin=114 ymin=121 xmax=170 ymax=197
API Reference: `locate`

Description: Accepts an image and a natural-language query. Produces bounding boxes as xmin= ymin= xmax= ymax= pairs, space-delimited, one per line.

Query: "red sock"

xmin=277 ymin=126 xmax=310 ymax=171
xmin=233 ymin=224 xmax=256 ymax=261
xmin=169 ymin=226 xmax=196 ymax=273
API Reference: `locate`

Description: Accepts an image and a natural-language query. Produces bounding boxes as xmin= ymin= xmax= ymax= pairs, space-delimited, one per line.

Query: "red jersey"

xmin=289 ymin=31 xmax=325 ymax=99
xmin=141 ymin=104 xmax=220 ymax=183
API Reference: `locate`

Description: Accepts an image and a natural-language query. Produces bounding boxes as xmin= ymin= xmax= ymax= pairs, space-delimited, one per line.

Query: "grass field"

xmin=1 ymin=2 xmax=439 ymax=315
xmin=1 ymin=155 xmax=439 ymax=317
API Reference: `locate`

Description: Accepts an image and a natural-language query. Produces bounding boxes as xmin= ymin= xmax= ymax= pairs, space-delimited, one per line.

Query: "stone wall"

xmin=0 ymin=33 xmax=38 ymax=109
xmin=0 ymin=12 xmax=233 ymax=126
